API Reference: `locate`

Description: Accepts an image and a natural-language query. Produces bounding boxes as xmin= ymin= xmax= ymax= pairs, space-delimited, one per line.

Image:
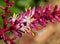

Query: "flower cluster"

xmin=0 ymin=0 xmax=60 ymax=44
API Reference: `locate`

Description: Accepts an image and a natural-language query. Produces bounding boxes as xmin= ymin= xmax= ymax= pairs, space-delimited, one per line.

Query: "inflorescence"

xmin=0 ymin=0 xmax=60 ymax=44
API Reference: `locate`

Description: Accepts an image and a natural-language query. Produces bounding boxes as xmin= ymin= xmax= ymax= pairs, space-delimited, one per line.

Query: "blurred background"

xmin=0 ymin=0 xmax=60 ymax=44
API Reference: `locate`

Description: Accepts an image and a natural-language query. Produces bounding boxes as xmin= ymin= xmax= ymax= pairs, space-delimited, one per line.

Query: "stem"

xmin=0 ymin=27 xmax=9 ymax=35
xmin=3 ymin=0 xmax=9 ymax=28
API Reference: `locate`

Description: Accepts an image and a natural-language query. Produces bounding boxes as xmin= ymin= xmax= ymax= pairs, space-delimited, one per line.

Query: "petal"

xmin=32 ymin=7 xmax=36 ymax=15
xmin=37 ymin=6 xmax=42 ymax=14
xmin=55 ymin=15 xmax=60 ymax=22
xmin=18 ymin=12 xmax=24 ymax=21
xmin=31 ymin=24 xmax=39 ymax=30
xmin=54 ymin=5 xmax=58 ymax=11
xmin=25 ymin=8 xmax=31 ymax=16
xmin=11 ymin=30 xmax=22 ymax=37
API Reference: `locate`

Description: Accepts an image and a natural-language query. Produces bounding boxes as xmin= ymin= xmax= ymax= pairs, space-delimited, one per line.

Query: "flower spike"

xmin=0 ymin=0 xmax=60 ymax=44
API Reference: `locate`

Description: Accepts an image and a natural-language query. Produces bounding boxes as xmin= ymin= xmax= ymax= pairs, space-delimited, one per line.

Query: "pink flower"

xmin=0 ymin=0 xmax=60 ymax=44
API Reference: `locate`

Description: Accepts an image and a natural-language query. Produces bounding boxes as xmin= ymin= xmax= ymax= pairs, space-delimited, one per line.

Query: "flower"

xmin=0 ymin=0 xmax=60 ymax=44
